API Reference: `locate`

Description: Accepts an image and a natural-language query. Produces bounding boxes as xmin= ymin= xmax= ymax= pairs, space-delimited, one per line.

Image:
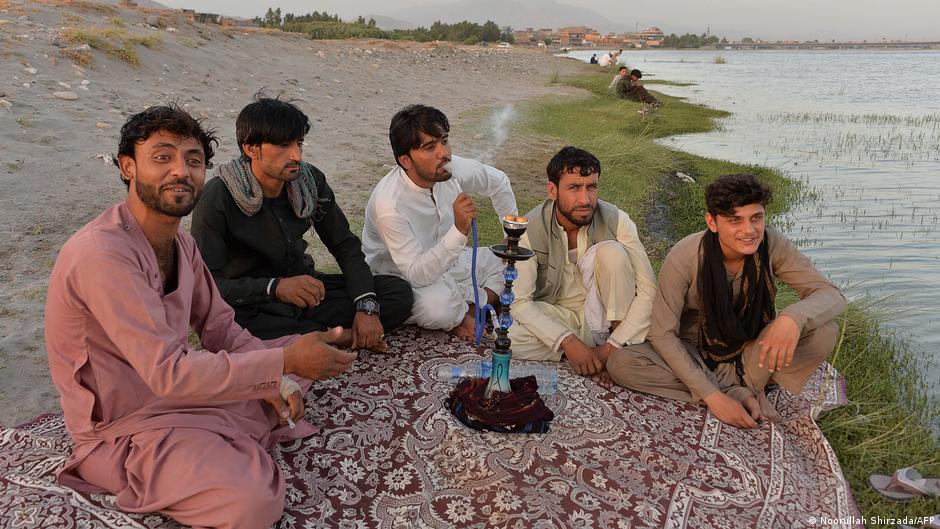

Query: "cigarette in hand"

xmin=287 ymin=416 xmax=296 ymax=429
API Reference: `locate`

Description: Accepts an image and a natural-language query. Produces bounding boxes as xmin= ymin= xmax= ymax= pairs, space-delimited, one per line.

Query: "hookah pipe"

xmin=470 ymin=218 xmax=497 ymax=346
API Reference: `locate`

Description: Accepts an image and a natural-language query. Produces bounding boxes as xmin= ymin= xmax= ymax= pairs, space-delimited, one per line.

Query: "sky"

xmin=154 ymin=0 xmax=940 ymax=41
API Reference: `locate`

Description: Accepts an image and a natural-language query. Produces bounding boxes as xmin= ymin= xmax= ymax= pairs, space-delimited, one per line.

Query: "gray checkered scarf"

xmin=216 ymin=157 xmax=320 ymax=220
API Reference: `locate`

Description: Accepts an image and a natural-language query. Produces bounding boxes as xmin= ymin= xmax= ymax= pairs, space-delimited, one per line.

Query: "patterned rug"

xmin=1 ymin=326 xmax=862 ymax=528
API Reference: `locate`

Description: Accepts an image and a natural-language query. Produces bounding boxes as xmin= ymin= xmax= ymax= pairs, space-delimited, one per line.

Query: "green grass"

xmin=644 ymin=79 xmax=696 ymax=87
xmin=60 ymin=27 xmax=162 ymax=68
xmin=501 ymin=67 xmax=940 ymax=518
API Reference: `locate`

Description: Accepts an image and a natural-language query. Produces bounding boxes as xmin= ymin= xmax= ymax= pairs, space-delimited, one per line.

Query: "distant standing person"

xmin=616 ymin=68 xmax=662 ymax=107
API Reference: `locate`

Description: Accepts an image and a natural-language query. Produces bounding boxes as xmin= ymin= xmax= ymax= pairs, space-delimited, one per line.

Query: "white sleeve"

xmin=372 ymin=208 xmax=467 ymax=288
xmin=449 ymin=155 xmax=518 ymax=226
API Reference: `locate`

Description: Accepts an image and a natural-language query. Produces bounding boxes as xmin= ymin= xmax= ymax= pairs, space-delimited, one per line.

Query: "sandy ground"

xmin=0 ymin=1 xmax=586 ymax=426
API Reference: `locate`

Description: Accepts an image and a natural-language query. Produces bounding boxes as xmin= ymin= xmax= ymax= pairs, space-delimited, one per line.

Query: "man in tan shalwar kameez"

xmin=509 ymin=146 xmax=657 ymax=377
xmin=607 ymin=174 xmax=845 ymax=428
xmin=44 ymin=105 xmax=357 ymax=528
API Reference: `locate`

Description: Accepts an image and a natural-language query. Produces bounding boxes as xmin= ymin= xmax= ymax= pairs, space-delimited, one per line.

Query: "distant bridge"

xmin=721 ymin=41 xmax=940 ymax=50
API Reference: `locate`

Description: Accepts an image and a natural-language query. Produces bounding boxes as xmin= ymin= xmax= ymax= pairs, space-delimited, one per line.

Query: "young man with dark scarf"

xmin=191 ymin=96 xmax=413 ymax=349
xmin=607 ymin=174 xmax=845 ymax=428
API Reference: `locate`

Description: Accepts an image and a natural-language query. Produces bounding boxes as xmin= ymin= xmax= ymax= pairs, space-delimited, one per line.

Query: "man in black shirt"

xmin=616 ymin=69 xmax=662 ymax=107
xmin=192 ymin=97 xmax=412 ymax=349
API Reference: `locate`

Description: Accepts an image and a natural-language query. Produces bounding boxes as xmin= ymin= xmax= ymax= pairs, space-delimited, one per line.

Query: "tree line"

xmin=253 ymin=8 xmax=514 ymax=44
xmin=661 ymin=33 xmax=726 ymax=48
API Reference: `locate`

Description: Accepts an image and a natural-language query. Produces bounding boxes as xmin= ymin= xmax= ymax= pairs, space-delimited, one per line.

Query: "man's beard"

xmin=416 ymin=160 xmax=451 ymax=183
xmin=136 ymin=178 xmax=199 ymax=217
xmin=558 ymin=203 xmax=596 ymax=227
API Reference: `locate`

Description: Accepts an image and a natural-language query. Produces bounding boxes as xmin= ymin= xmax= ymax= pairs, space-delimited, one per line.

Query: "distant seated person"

xmin=362 ymin=104 xmax=518 ymax=340
xmin=607 ymin=174 xmax=846 ymax=428
xmin=608 ymin=65 xmax=628 ymax=90
xmin=616 ymin=68 xmax=662 ymax=107
xmin=598 ymin=52 xmax=613 ymax=67
xmin=509 ymin=146 xmax=657 ymax=377
xmin=590 ymin=53 xmax=598 ymax=64
xmin=45 ymin=105 xmax=359 ymax=528
xmin=191 ymin=96 xmax=413 ymax=349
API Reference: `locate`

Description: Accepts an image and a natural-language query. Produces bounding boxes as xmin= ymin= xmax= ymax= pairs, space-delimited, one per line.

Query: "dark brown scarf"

xmin=697 ymin=230 xmax=776 ymax=370
xmin=447 ymin=376 xmax=554 ymax=433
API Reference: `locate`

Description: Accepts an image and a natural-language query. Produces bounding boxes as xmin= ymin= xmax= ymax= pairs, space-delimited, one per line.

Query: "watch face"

xmin=359 ymin=298 xmax=379 ymax=314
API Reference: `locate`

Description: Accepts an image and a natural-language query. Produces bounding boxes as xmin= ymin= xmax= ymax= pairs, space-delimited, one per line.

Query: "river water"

xmin=568 ymin=49 xmax=940 ymax=395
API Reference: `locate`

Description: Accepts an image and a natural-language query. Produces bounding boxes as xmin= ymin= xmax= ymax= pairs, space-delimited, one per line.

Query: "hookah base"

xmin=446 ymin=376 xmax=554 ymax=434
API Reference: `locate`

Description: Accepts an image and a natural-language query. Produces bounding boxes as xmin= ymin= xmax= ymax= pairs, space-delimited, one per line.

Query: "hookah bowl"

xmin=483 ymin=215 xmax=535 ymax=399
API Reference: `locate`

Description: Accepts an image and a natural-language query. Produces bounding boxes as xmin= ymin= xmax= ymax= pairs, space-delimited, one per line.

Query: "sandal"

xmin=868 ymin=467 xmax=940 ymax=501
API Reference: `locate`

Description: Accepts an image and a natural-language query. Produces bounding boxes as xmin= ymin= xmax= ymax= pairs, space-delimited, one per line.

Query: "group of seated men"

xmin=609 ymin=66 xmax=663 ymax=107
xmin=44 ymin=97 xmax=845 ymax=528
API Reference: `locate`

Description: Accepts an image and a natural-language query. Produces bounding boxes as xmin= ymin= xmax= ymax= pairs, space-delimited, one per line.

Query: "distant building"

xmin=558 ymin=26 xmax=593 ymax=46
xmin=514 ymin=27 xmax=558 ymax=46
xmin=623 ymin=27 xmax=665 ymax=48
xmin=118 ymin=0 xmax=137 ymax=6
xmin=514 ymin=24 xmax=666 ymax=48
xmin=179 ymin=9 xmax=223 ymax=25
xmin=195 ymin=13 xmax=223 ymax=24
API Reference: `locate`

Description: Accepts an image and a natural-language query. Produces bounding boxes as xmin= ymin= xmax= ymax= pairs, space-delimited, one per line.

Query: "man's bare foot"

xmin=448 ymin=313 xmax=476 ymax=342
xmin=756 ymin=389 xmax=781 ymax=423
xmin=590 ymin=370 xmax=614 ymax=388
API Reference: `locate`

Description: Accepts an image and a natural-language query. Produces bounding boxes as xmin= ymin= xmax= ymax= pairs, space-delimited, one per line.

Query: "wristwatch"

xmin=355 ymin=296 xmax=380 ymax=316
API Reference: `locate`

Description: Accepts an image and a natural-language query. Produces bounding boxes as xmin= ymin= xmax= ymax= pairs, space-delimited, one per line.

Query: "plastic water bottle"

xmin=437 ymin=361 xmax=558 ymax=395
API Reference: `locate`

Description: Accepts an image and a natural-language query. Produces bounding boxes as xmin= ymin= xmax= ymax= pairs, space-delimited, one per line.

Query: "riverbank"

xmin=495 ymin=65 xmax=940 ymax=518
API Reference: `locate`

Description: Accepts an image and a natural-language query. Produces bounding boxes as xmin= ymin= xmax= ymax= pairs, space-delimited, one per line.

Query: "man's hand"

xmin=702 ymin=390 xmax=760 ymax=429
xmin=351 ymin=312 xmax=386 ymax=352
xmin=592 ymin=341 xmax=616 ymax=364
xmin=562 ymin=335 xmax=604 ymax=375
xmin=283 ymin=327 xmax=358 ymax=380
xmin=757 ymin=315 xmax=800 ymax=372
xmin=275 ymin=275 xmax=325 ymax=309
xmin=452 ymin=192 xmax=478 ymax=235
xmin=263 ymin=377 xmax=304 ymax=425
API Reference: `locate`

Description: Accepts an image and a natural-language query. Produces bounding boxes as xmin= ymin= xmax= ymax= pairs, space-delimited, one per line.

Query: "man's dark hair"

xmin=705 ymin=174 xmax=773 ymax=216
xmin=115 ymin=104 xmax=217 ymax=188
xmin=236 ymin=95 xmax=311 ymax=157
xmin=546 ymin=146 xmax=601 ymax=185
xmin=619 ymin=66 xmax=627 ymax=72
xmin=389 ymin=104 xmax=450 ymax=168
xmin=630 ymin=69 xmax=642 ymax=78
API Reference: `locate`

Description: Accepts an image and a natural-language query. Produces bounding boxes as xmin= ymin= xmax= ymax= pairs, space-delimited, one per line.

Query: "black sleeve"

xmin=310 ymin=170 xmax=376 ymax=301
xmin=191 ymin=179 xmax=272 ymax=306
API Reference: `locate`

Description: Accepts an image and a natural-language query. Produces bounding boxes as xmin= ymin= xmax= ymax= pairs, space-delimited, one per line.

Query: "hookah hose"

xmin=470 ymin=218 xmax=495 ymax=345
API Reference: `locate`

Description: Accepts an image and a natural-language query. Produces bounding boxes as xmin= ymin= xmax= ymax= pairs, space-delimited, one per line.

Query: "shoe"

xmin=868 ymin=467 xmax=940 ymax=501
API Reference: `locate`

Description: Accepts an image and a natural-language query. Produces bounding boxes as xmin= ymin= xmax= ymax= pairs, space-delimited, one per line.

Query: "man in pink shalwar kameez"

xmin=44 ymin=105 xmax=357 ymax=529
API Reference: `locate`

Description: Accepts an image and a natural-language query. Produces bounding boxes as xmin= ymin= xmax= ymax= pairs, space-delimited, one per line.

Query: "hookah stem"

xmin=471 ymin=218 xmax=485 ymax=345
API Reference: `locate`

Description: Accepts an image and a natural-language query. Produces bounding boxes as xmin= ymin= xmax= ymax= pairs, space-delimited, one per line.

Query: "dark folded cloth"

xmin=447 ymin=376 xmax=554 ymax=433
